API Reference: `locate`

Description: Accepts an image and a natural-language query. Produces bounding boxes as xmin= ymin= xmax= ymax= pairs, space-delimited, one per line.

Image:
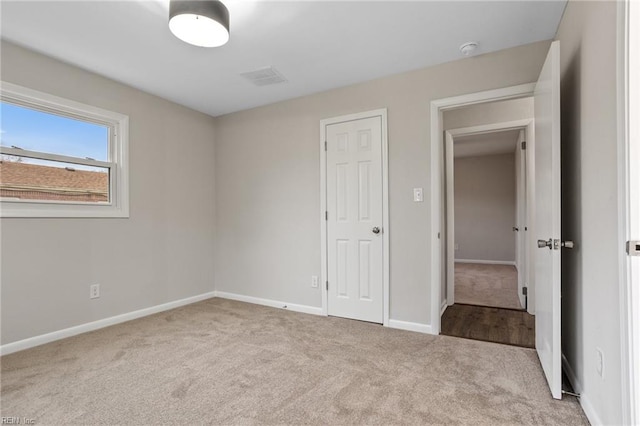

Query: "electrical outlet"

xmin=596 ymin=347 xmax=604 ymax=378
xmin=90 ymin=284 xmax=100 ymax=299
xmin=311 ymin=276 xmax=318 ymax=288
xmin=413 ymin=188 xmax=424 ymax=202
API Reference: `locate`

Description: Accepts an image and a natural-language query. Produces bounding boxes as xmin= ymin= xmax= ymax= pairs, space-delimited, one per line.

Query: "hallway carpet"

xmin=455 ymin=262 xmax=523 ymax=310
xmin=1 ymin=298 xmax=586 ymax=425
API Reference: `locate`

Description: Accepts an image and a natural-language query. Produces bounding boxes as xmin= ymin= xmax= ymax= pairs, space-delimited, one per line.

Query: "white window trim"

xmin=0 ymin=81 xmax=129 ymax=218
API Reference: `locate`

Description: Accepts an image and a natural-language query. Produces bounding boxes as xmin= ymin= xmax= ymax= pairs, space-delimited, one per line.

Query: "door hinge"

xmin=324 ymin=141 xmax=327 ymax=151
xmin=522 ymin=287 xmax=528 ymax=296
xmin=325 ymin=211 xmax=328 ymax=220
xmin=627 ymin=241 xmax=640 ymax=256
xmin=521 ymin=141 xmax=527 ymax=150
xmin=326 ymin=281 xmax=328 ymax=290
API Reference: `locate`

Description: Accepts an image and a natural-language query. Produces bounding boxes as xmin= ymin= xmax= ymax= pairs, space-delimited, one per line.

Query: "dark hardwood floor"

xmin=441 ymin=304 xmax=535 ymax=348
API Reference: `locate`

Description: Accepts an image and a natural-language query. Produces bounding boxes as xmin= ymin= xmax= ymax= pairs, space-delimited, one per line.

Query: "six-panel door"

xmin=326 ymin=116 xmax=384 ymax=323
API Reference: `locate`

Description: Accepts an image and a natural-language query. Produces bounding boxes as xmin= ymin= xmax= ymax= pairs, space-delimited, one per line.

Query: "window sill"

xmin=0 ymin=202 xmax=129 ymax=218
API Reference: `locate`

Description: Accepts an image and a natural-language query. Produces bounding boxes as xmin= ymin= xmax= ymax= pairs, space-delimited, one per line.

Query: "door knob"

xmin=372 ymin=227 xmax=381 ymax=234
xmin=561 ymin=241 xmax=574 ymax=249
xmin=513 ymin=227 xmax=519 ymax=232
xmin=538 ymin=239 xmax=552 ymax=249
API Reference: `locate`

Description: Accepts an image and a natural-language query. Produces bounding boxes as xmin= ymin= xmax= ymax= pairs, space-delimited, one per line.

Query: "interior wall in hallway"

xmin=453 ymin=153 xmax=516 ymax=263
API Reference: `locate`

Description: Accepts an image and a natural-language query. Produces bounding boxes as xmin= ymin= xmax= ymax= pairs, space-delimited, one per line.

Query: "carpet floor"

xmin=1 ymin=298 xmax=587 ymax=425
xmin=455 ymin=263 xmax=523 ymax=310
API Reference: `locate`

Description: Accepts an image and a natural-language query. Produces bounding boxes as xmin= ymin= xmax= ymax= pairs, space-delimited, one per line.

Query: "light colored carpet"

xmin=1 ymin=298 xmax=586 ymax=425
xmin=455 ymin=262 xmax=523 ymax=310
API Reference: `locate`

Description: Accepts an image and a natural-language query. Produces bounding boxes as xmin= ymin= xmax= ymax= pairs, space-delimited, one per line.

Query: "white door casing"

xmin=533 ymin=40 xmax=562 ymax=400
xmin=320 ymin=110 xmax=388 ymax=324
xmin=430 ymin=84 xmax=536 ymax=334
xmin=526 ymin=121 xmax=537 ymax=315
xmin=622 ymin=0 xmax=639 ymax=422
xmin=445 ymin=132 xmax=455 ymax=306
xmin=516 ymin=129 xmax=527 ymax=309
xmin=444 ymin=119 xmax=532 ymax=310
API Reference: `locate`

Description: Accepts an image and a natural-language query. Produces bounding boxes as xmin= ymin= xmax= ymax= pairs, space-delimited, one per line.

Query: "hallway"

xmin=454 ymin=263 xmax=523 ymax=310
xmin=442 ymin=262 xmax=533 ymax=348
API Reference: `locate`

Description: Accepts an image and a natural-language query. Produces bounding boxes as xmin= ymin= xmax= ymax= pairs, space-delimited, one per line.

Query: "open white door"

xmin=534 ymin=40 xmax=563 ymax=399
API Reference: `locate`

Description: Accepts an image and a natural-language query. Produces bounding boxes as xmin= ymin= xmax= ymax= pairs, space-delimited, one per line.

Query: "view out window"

xmin=0 ymin=82 xmax=129 ymax=217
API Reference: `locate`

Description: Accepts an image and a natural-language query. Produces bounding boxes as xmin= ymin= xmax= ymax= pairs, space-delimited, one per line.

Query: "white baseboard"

xmin=0 ymin=291 xmax=217 ymax=356
xmin=441 ymin=300 xmax=448 ymax=316
xmin=561 ymin=353 xmax=579 ymax=392
xmin=214 ymin=291 xmax=323 ymax=316
xmin=216 ymin=292 xmax=434 ymax=336
xmin=2 ymin=290 xmax=430 ymax=356
xmin=562 ymin=353 xmax=603 ymax=425
xmin=455 ymin=259 xmax=516 ymax=266
xmin=387 ymin=319 xmax=433 ymax=335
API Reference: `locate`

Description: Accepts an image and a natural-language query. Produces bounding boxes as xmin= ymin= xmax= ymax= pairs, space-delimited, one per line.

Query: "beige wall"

xmin=443 ymin=97 xmax=534 ymax=130
xmin=214 ymin=40 xmax=550 ymax=325
xmin=0 ymin=42 xmax=217 ymax=344
xmin=453 ymin=153 xmax=516 ymax=262
xmin=556 ymin=1 xmax=624 ymax=424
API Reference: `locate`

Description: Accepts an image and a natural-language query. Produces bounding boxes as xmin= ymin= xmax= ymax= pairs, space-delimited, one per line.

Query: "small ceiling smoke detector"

xmin=459 ymin=42 xmax=478 ymax=56
xmin=240 ymin=67 xmax=288 ymax=86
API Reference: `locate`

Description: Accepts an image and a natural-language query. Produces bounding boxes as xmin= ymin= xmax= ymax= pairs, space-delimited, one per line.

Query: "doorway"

xmin=431 ymin=41 xmax=564 ymax=400
xmin=448 ymin=127 xmax=526 ymax=311
xmin=440 ymin=116 xmax=536 ymax=348
xmin=319 ymin=109 xmax=390 ymax=325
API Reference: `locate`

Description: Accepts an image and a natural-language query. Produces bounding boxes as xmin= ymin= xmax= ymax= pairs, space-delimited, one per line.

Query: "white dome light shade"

xmin=169 ymin=14 xmax=229 ymax=47
xmin=169 ymin=0 xmax=229 ymax=48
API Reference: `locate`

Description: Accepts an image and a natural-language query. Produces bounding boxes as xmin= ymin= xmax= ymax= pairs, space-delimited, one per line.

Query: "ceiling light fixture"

xmin=169 ymin=0 xmax=230 ymax=48
xmin=459 ymin=42 xmax=478 ymax=56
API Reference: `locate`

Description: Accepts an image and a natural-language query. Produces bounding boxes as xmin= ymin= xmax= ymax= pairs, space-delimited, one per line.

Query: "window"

xmin=0 ymin=82 xmax=129 ymax=217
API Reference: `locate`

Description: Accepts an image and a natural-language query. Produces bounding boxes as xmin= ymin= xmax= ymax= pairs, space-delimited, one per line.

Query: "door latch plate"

xmin=627 ymin=241 xmax=640 ymax=256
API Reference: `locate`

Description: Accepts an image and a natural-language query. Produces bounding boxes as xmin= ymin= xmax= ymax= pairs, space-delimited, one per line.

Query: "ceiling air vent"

xmin=240 ymin=67 xmax=287 ymax=87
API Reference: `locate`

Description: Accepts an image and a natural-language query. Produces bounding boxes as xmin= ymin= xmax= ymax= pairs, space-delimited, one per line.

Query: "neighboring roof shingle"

xmin=0 ymin=160 xmax=108 ymax=201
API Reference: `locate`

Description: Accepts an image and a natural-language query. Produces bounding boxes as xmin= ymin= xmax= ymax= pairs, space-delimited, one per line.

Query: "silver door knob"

xmin=538 ymin=239 xmax=552 ymax=249
xmin=372 ymin=227 xmax=381 ymax=234
xmin=561 ymin=241 xmax=575 ymax=249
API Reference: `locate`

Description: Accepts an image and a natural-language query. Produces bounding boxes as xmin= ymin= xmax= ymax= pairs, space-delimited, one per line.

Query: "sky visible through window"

xmin=0 ymin=101 xmax=108 ymax=170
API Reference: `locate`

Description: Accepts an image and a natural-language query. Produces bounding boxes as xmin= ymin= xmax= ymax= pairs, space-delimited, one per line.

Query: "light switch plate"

xmin=413 ymin=188 xmax=424 ymax=202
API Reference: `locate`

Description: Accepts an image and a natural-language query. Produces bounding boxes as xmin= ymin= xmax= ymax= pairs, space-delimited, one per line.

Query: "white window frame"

xmin=0 ymin=82 xmax=129 ymax=218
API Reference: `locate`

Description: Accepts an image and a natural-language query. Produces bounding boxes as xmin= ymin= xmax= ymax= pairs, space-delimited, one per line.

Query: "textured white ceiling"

xmin=0 ymin=0 xmax=567 ymax=117
xmin=454 ymin=129 xmax=521 ymax=158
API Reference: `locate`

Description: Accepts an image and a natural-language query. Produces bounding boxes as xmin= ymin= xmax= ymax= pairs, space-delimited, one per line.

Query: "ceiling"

xmin=454 ymin=129 xmax=520 ymax=158
xmin=0 ymin=1 xmax=566 ymax=117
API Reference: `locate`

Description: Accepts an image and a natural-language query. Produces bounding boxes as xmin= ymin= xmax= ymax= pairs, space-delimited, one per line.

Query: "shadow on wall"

xmin=559 ymin=45 xmax=583 ymax=381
